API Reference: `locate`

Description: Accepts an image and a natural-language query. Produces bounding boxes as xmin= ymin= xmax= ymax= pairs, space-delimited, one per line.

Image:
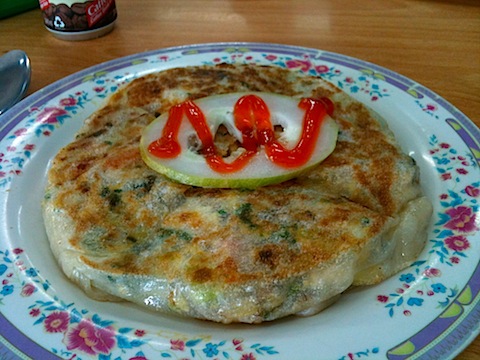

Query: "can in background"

xmin=39 ymin=0 xmax=117 ymax=41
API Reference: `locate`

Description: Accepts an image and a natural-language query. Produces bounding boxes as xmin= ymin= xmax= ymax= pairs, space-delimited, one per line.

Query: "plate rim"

xmin=0 ymin=41 xmax=478 ymax=360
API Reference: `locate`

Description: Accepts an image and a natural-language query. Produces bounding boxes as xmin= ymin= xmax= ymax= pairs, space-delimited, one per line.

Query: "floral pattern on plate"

xmin=0 ymin=43 xmax=478 ymax=360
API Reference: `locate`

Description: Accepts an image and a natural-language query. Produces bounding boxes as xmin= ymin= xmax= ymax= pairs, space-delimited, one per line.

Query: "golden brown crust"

xmin=43 ymin=64 xmax=432 ymax=323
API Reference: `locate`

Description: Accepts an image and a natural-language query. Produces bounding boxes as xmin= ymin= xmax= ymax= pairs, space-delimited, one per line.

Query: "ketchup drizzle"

xmin=148 ymin=94 xmax=333 ymax=173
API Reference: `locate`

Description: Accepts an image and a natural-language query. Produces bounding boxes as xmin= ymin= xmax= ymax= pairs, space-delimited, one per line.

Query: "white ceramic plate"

xmin=0 ymin=43 xmax=478 ymax=360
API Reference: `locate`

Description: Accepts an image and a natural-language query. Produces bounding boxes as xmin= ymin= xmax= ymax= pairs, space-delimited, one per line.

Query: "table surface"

xmin=0 ymin=0 xmax=479 ymax=358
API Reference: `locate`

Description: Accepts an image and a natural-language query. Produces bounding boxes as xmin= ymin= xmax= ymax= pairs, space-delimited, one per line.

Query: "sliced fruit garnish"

xmin=140 ymin=92 xmax=338 ymax=188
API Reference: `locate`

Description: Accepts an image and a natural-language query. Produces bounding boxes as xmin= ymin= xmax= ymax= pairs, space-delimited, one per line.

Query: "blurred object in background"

xmin=0 ymin=0 xmax=39 ymax=19
xmin=39 ymin=0 xmax=117 ymax=41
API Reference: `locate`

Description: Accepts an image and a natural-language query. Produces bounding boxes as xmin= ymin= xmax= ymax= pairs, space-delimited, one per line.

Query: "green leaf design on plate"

xmin=388 ymin=340 xmax=416 ymax=356
xmin=82 ymin=71 xmax=108 ymax=82
xmin=441 ymin=302 xmax=463 ymax=319
xmin=457 ymin=285 xmax=472 ymax=305
xmin=131 ymin=59 xmax=148 ymax=65
xmin=224 ymin=47 xmax=250 ymax=53
xmin=406 ymin=88 xmax=421 ymax=98
xmin=446 ymin=118 xmax=462 ymax=131
xmin=360 ymin=69 xmax=385 ymax=81
xmin=440 ymin=286 xmax=472 ymax=319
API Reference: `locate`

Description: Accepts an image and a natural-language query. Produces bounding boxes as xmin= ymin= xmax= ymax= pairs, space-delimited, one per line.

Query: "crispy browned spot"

xmin=256 ymin=245 xmax=280 ymax=269
xmin=191 ymin=267 xmax=213 ymax=283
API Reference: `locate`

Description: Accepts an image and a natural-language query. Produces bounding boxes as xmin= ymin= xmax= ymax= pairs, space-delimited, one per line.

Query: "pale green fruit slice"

xmin=140 ymin=92 xmax=338 ymax=188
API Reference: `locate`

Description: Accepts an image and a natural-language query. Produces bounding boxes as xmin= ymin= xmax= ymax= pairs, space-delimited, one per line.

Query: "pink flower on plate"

xmin=233 ymin=338 xmax=244 ymax=351
xmin=170 ymin=339 xmax=185 ymax=351
xmin=241 ymin=353 xmax=257 ymax=360
xmin=14 ymin=128 xmax=27 ymax=137
xmin=465 ymin=185 xmax=480 ymax=198
xmin=59 ymin=97 xmax=77 ymax=107
xmin=20 ymin=283 xmax=36 ymax=297
xmin=315 ymin=65 xmax=330 ymax=74
xmin=445 ymin=235 xmax=470 ymax=252
xmin=285 ymin=59 xmax=312 ymax=72
xmin=264 ymin=54 xmax=277 ymax=61
xmin=377 ymin=295 xmax=389 ymax=303
xmin=423 ymin=268 xmax=441 ymax=278
xmin=450 ymin=256 xmax=460 ymax=264
xmin=35 ymin=107 xmax=68 ymax=124
xmin=444 ymin=206 xmax=478 ymax=233
xmin=12 ymin=248 xmax=24 ymax=255
xmin=441 ymin=173 xmax=452 ymax=181
xmin=63 ymin=318 xmax=116 ymax=355
xmin=134 ymin=329 xmax=146 ymax=337
xmin=45 ymin=311 xmax=70 ymax=333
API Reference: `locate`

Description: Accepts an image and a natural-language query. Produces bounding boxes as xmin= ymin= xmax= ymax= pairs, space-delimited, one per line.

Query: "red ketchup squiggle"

xmin=148 ymin=94 xmax=334 ymax=174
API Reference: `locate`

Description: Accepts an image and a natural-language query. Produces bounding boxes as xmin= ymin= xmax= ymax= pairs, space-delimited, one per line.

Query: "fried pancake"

xmin=43 ymin=64 xmax=432 ymax=323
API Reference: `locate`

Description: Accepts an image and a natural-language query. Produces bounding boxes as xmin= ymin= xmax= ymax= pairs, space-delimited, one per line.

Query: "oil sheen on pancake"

xmin=43 ymin=64 xmax=432 ymax=324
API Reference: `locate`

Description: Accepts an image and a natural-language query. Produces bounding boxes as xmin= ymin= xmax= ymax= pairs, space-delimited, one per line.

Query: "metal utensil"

xmin=0 ymin=50 xmax=31 ymax=115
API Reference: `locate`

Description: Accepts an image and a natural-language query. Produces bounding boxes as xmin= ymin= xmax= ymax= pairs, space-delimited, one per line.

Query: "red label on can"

xmin=86 ymin=0 xmax=115 ymax=27
xmin=39 ymin=0 xmax=50 ymax=11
